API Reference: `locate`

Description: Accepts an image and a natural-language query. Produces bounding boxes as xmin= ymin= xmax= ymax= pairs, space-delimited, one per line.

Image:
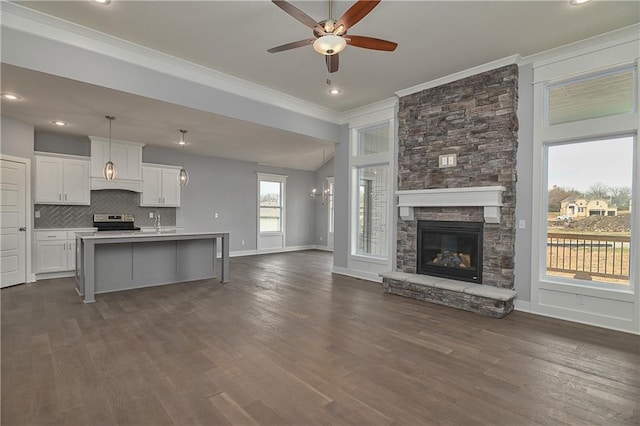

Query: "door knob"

xmin=19 ymin=227 xmax=26 ymax=231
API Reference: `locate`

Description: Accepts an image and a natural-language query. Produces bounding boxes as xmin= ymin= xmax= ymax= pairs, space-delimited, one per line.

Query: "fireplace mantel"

xmin=397 ymin=186 xmax=506 ymax=223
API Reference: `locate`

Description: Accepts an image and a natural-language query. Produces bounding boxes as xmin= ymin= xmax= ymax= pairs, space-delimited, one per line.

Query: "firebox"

xmin=417 ymin=221 xmax=483 ymax=284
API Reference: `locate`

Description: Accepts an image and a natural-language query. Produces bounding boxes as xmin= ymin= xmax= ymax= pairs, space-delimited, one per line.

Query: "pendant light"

xmin=103 ymin=115 xmax=117 ymax=181
xmin=178 ymin=129 xmax=189 ymax=186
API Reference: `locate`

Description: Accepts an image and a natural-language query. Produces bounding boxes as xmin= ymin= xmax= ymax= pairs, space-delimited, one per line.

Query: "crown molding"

xmin=341 ymin=97 xmax=398 ymax=125
xmin=395 ymin=55 xmax=521 ymax=98
xmin=521 ymin=23 xmax=640 ymax=68
xmin=0 ymin=2 xmax=342 ymax=124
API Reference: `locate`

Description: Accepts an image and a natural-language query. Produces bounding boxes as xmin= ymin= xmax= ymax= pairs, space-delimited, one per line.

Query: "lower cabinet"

xmin=36 ymin=229 xmax=91 ymax=274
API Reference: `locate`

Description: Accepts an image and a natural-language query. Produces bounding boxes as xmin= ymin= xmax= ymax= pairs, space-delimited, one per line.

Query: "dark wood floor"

xmin=2 ymin=250 xmax=639 ymax=425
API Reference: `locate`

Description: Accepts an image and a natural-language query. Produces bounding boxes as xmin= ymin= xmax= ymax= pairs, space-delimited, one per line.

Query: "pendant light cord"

xmin=106 ymin=115 xmax=115 ymax=161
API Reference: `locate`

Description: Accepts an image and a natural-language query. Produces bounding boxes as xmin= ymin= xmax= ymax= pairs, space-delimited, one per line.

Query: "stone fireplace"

xmin=382 ymin=64 xmax=519 ymax=317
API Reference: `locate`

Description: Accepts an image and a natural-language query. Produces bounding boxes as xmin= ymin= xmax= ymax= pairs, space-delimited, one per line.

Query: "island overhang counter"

xmin=75 ymin=230 xmax=230 ymax=303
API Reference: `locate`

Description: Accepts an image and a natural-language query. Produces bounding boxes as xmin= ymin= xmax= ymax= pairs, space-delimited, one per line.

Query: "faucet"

xmin=153 ymin=210 xmax=161 ymax=231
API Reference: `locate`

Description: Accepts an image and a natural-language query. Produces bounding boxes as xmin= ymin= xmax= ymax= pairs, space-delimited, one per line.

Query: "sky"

xmin=547 ymin=136 xmax=635 ymax=192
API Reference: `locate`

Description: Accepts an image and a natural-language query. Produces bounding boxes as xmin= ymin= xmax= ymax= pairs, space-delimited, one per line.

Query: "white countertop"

xmin=76 ymin=229 xmax=230 ymax=240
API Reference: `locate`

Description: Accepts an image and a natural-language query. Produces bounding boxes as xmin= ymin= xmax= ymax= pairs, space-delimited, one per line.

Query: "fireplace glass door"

xmin=417 ymin=221 xmax=483 ymax=283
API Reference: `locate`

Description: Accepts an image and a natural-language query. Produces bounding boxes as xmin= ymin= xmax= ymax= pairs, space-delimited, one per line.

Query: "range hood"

xmin=89 ymin=137 xmax=144 ymax=192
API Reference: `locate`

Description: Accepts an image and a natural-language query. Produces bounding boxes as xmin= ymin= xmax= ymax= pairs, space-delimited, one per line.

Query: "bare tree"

xmin=585 ymin=182 xmax=610 ymax=200
xmin=609 ymin=186 xmax=632 ymax=209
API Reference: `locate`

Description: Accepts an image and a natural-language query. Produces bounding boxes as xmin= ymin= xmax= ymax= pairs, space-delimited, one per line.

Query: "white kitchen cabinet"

xmin=89 ymin=137 xmax=144 ymax=191
xmin=35 ymin=154 xmax=90 ymax=205
xmin=35 ymin=229 xmax=93 ymax=274
xmin=67 ymin=239 xmax=76 ymax=270
xmin=140 ymin=164 xmax=181 ymax=207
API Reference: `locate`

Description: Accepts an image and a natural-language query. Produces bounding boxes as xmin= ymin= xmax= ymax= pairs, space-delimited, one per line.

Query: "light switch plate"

xmin=439 ymin=154 xmax=457 ymax=168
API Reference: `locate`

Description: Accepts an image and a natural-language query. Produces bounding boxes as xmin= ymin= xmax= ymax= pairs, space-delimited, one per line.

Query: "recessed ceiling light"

xmin=569 ymin=0 xmax=591 ymax=5
xmin=329 ymin=88 xmax=341 ymax=95
xmin=92 ymin=0 xmax=111 ymax=5
xmin=1 ymin=92 xmax=21 ymax=100
xmin=52 ymin=120 xmax=68 ymax=126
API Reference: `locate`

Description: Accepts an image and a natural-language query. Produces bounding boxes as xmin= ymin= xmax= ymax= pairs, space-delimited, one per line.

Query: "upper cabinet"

xmin=35 ymin=154 xmax=90 ymax=205
xmin=140 ymin=164 xmax=181 ymax=207
xmin=90 ymin=137 xmax=144 ymax=192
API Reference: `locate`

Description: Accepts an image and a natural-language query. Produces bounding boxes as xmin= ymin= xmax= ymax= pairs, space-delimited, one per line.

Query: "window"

xmin=350 ymin=120 xmax=393 ymax=260
xmin=357 ymin=125 xmax=389 ymax=155
xmin=545 ymin=136 xmax=635 ymax=287
xmin=531 ymin=36 xmax=639 ymax=332
xmin=356 ymin=164 xmax=389 ymax=256
xmin=546 ymin=65 xmax=636 ymax=125
xmin=259 ymin=180 xmax=282 ymax=232
xmin=257 ymin=173 xmax=287 ymax=235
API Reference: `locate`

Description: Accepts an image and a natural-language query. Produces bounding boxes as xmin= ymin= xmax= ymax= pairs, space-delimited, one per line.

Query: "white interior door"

xmin=1 ymin=159 xmax=27 ymax=287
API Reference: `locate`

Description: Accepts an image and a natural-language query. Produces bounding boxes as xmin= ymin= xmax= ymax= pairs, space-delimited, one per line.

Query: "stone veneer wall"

xmin=396 ymin=64 xmax=518 ymax=289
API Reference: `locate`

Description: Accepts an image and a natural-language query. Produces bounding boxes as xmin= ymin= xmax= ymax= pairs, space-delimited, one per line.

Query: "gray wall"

xmin=333 ymin=125 xmax=350 ymax=268
xmin=514 ymin=64 xmax=534 ymax=302
xmin=34 ymin=130 xmax=90 ymax=156
xmin=1 ymin=116 xmax=34 ymax=158
xmin=313 ymin=157 xmax=334 ymax=247
xmin=26 ymin=130 xmax=318 ymax=252
xmin=143 ymin=145 xmax=317 ymax=252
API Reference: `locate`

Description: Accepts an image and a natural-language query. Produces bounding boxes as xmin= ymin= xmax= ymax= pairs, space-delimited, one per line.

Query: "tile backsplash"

xmin=35 ymin=190 xmax=176 ymax=228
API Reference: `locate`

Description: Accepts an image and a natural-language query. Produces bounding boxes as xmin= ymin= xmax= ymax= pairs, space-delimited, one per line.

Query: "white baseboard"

xmin=514 ymin=299 xmax=531 ymax=312
xmin=523 ymin=305 xmax=639 ymax=336
xmin=228 ymin=245 xmax=328 ymax=258
xmin=35 ymin=271 xmax=75 ymax=280
xmin=332 ymin=266 xmax=383 ymax=283
xmin=313 ymin=245 xmax=334 ymax=252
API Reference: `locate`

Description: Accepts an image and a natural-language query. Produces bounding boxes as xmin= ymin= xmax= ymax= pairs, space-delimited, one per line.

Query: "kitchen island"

xmin=75 ymin=230 xmax=230 ymax=303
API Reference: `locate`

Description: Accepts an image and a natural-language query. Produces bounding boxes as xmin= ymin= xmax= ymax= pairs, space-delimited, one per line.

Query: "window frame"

xmin=348 ymin=113 xmax=395 ymax=266
xmin=530 ymin=49 xmax=640 ymax=332
xmin=257 ymin=173 xmax=287 ymax=236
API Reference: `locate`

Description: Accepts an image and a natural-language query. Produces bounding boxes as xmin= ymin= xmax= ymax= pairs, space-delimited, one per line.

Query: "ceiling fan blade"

xmin=326 ymin=54 xmax=339 ymax=73
xmin=272 ymin=0 xmax=324 ymax=34
xmin=347 ymin=35 xmax=397 ymax=51
xmin=335 ymin=0 xmax=381 ymax=34
xmin=267 ymin=39 xmax=315 ymax=53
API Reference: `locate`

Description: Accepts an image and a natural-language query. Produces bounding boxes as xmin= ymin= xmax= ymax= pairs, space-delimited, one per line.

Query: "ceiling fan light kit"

xmin=268 ymin=0 xmax=397 ymax=73
xmin=313 ymin=34 xmax=346 ymax=55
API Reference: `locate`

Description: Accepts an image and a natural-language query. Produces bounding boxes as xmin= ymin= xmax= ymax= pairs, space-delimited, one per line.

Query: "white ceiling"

xmin=2 ymin=1 xmax=639 ymax=170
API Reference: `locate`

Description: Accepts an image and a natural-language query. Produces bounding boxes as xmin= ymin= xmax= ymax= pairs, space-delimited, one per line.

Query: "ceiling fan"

xmin=267 ymin=0 xmax=397 ymax=73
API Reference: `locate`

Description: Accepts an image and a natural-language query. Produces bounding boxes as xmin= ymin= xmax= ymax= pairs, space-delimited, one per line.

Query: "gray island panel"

xmin=76 ymin=230 xmax=229 ymax=303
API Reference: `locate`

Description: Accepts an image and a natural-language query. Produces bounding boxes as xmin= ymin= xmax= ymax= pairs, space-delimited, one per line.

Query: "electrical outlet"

xmin=214 ymin=212 xmax=219 ymax=219
xmin=518 ymin=220 xmax=526 ymax=229
xmin=439 ymin=154 xmax=457 ymax=168
xmin=576 ymin=294 xmax=585 ymax=305
xmin=149 ymin=212 xmax=154 ymax=218
xmin=241 ymin=240 xmax=245 ymax=245
xmin=320 ymin=236 xmax=323 ymax=241
xmin=35 ymin=211 xmax=41 ymax=218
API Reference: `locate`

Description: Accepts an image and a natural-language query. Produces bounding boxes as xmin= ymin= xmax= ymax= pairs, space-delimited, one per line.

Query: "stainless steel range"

xmin=93 ymin=214 xmax=141 ymax=232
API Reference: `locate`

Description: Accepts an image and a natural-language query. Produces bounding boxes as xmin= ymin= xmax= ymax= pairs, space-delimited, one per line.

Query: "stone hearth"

xmin=380 ymin=272 xmax=516 ymax=318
